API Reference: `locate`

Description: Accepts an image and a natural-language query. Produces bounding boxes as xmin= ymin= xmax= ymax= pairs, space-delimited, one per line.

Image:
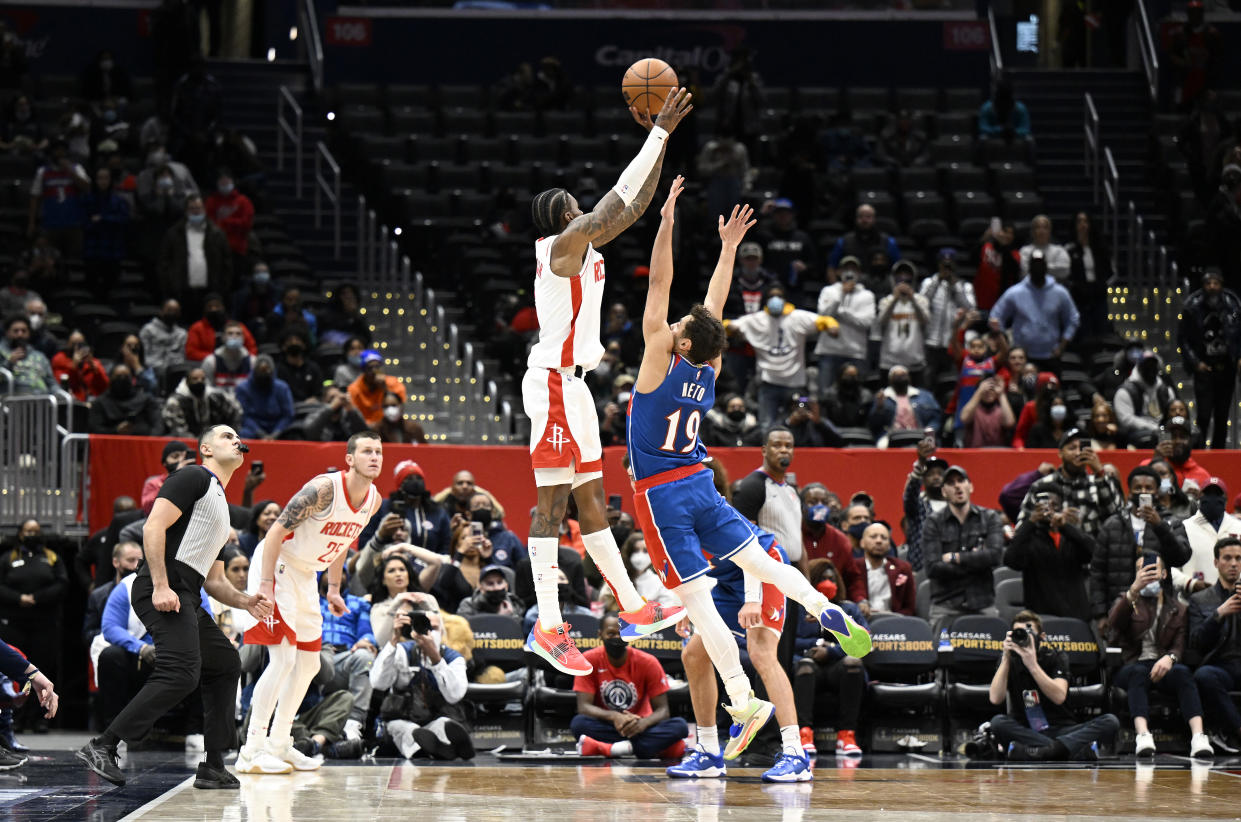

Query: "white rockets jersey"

xmin=281 ymin=470 xmax=379 ymax=572
xmin=527 ymin=235 xmax=606 ymax=371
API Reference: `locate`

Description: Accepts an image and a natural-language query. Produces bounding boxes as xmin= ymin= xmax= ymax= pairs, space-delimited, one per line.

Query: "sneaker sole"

xmin=0 ymin=756 xmax=26 ymax=771
xmin=525 ymin=635 xmax=592 ymax=676
xmin=723 ymin=700 xmax=775 ymax=761
xmin=666 ymin=766 xmax=725 ymax=778
xmin=235 ymin=759 xmax=293 ymax=775
xmin=281 ymin=757 xmax=322 ymax=771
xmin=761 ymin=768 xmax=813 ymax=783
xmin=74 ymin=748 xmax=125 ymax=786
xmin=619 ymin=610 xmax=683 ymax=641
xmin=193 ymin=778 xmax=241 ymax=790
xmin=819 ymin=607 xmax=872 ymax=658
xmin=835 ymin=749 xmax=863 ymax=758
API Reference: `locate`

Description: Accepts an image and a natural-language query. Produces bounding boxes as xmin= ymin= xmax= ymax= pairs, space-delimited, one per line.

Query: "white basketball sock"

xmin=677 ymin=584 xmax=751 ymax=710
xmin=731 ymin=543 xmax=831 ymax=616
xmin=697 ymin=724 xmax=720 ymax=756
xmin=244 ymin=642 xmax=297 ymax=753
xmin=529 ymin=537 xmax=563 ymax=632
xmin=610 ymin=740 xmax=633 ymax=757
xmin=581 ymin=528 xmax=644 ymax=613
xmin=267 ymin=649 xmax=322 ymax=747
xmin=780 ymin=724 xmax=802 ymax=755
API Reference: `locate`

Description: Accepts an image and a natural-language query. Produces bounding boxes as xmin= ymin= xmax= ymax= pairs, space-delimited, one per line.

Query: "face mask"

xmin=483 ymin=588 xmax=507 ymax=605
xmin=188 ymin=381 xmax=206 ymax=397
xmin=1050 ymin=405 xmax=1067 ymax=422
xmin=1200 ymin=494 xmax=1226 ymax=521
xmin=846 ymin=522 xmax=869 ymax=540
xmin=1139 ymin=580 xmax=1161 ymax=598
xmin=14 ymin=107 xmax=28 ymax=121
xmin=630 ymin=550 xmax=651 ymax=573
xmin=253 ymin=270 xmax=271 ymax=287
xmin=27 ymin=314 xmax=42 ymax=331
xmin=218 ymin=182 xmax=235 ymax=195
xmin=253 ymin=373 xmax=273 ymax=390
xmin=1159 ymin=477 xmax=1173 ymax=494
xmin=805 ymin=503 xmax=830 ymax=524
xmin=401 ymin=476 xmax=426 ymax=499
xmin=603 ymin=636 xmax=628 ymax=656
xmin=348 ymin=353 xmax=363 ymax=367
xmin=187 ymin=213 xmax=206 ymax=226
xmin=148 ymin=150 xmax=168 ymax=167
xmin=1207 ymin=294 xmax=1221 ymax=309
xmin=224 ymin=336 xmax=244 ymax=350
xmin=890 ymin=377 xmax=910 ymax=393
xmin=157 ymin=175 xmax=174 ymax=190
xmin=110 ymin=380 xmax=134 ymax=399
xmin=815 ymin=578 xmax=838 ymax=600
xmin=616 ymin=390 xmax=631 ymax=405
xmin=1138 ymin=364 xmax=1158 ymax=384
xmin=160 ymin=313 xmax=179 ymax=327
xmin=766 ymin=297 xmax=785 ymax=315
xmin=726 ymin=408 xmax=746 ymax=422
xmin=285 ymin=344 xmax=305 ymax=357
xmin=18 ymin=534 xmax=39 ymax=547
xmin=557 ymin=583 xmax=573 ymax=602
xmin=471 ymin=509 xmax=493 ymax=528
xmin=1171 ymin=443 xmax=1191 ymax=463
xmin=383 ymin=406 xmax=402 ymax=422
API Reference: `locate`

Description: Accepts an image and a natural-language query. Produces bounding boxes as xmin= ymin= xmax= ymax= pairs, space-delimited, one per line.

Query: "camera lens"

xmin=1011 ymin=627 xmax=1029 ymax=647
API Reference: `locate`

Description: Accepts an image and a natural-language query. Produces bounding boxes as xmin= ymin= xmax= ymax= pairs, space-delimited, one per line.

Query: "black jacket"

xmin=88 ymin=388 xmax=163 ymax=435
xmin=1089 ymin=509 xmax=1191 ymax=619
xmin=1189 ymin=581 xmax=1241 ymax=666
xmin=1003 ymin=521 xmax=1095 ymax=622
xmin=0 ymin=543 xmax=68 ymax=622
xmin=924 ymin=504 xmax=1005 ymax=610
xmin=1176 ymin=287 xmax=1241 ymax=371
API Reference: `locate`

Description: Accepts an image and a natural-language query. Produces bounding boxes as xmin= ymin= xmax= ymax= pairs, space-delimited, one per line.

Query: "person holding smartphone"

xmin=0 ymin=314 xmax=55 ymax=395
xmin=427 ymin=519 xmax=496 ymax=614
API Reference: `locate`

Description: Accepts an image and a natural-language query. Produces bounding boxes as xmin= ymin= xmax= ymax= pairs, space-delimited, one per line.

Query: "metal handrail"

xmin=987 ymin=5 xmax=1002 ymax=77
xmin=299 ymin=0 xmax=324 ymax=95
xmin=1135 ymin=0 xmax=1159 ymax=104
xmin=1102 ymin=147 xmax=1119 ymax=274
xmin=277 ymin=86 xmax=303 ymax=198
xmin=1084 ymin=94 xmax=1100 ymax=206
xmin=314 ymin=141 xmax=341 ymax=259
xmin=0 ymin=366 xmax=11 ymax=396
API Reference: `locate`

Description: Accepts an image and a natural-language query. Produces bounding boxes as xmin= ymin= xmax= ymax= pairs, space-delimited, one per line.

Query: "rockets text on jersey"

xmin=527 ymin=235 xmax=607 ymax=371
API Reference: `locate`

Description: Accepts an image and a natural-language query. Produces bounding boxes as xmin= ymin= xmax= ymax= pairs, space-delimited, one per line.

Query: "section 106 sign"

xmin=325 ymin=17 xmax=372 ymax=47
xmin=943 ymin=21 xmax=990 ymax=51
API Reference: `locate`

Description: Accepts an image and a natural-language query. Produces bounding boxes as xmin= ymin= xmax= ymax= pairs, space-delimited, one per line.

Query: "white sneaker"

xmin=343 ymin=719 xmax=364 ymax=742
xmin=1190 ymin=732 xmax=1215 ymax=759
xmin=1134 ymin=732 xmax=1156 ymax=757
xmin=268 ymin=742 xmax=322 ymax=771
xmin=235 ymin=747 xmax=293 ymax=774
xmin=184 ymin=733 xmax=205 ymax=753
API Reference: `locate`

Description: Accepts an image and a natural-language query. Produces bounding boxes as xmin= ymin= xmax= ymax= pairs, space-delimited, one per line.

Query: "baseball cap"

xmin=738 ymin=241 xmax=762 ymax=259
xmin=393 ymin=460 xmax=425 ymax=487
xmin=480 ymin=564 xmax=508 ymax=581
xmin=162 ymin=440 xmax=192 ymax=460
xmin=1164 ymin=415 xmax=1192 ymax=434
xmin=1203 ymin=267 xmax=1225 ymax=284
xmin=937 ymin=247 xmax=957 ymax=262
xmin=613 ymin=373 xmax=635 ymax=390
xmin=839 ymin=255 xmax=861 ymax=270
xmin=850 ymin=491 xmax=874 ymax=508
xmin=772 ymin=197 xmax=795 ymax=210
xmin=944 ymin=465 xmax=970 ymax=482
xmin=359 ymin=349 xmax=383 ymax=368
xmin=1059 ymin=427 xmax=1086 ymax=448
xmin=925 ymin=456 xmax=950 ymax=473
xmin=891 ymin=260 xmax=917 ymax=278
xmin=1203 ymin=477 xmax=1229 ymax=497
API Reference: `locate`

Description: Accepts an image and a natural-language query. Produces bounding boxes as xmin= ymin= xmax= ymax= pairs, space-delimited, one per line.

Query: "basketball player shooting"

xmin=235 ymin=431 xmax=383 ymax=774
xmin=522 ymin=87 xmax=693 ymax=675
xmin=626 ymin=177 xmax=872 ymax=760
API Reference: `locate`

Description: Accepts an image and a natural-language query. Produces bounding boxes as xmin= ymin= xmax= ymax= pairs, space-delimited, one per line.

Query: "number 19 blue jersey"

xmin=626 ymin=353 xmax=713 ymax=482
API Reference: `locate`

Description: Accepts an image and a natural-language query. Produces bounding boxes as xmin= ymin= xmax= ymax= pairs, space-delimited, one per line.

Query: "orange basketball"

xmin=621 ymin=58 xmax=678 ymax=117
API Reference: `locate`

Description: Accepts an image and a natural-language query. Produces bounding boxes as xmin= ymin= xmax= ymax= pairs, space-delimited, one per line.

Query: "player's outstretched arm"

xmin=258 ymin=475 xmax=335 ymax=594
xmin=550 ymin=88 xmax=692 ymax=272
xmin=703 ymin=204 xmax=756 ymax=320
xmin=634 ymin=175 xmax=685 ymax=394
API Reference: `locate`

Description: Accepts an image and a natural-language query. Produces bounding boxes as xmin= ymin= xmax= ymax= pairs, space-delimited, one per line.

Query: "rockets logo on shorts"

xmin=546 ymin=424 xmax=570 ymax=455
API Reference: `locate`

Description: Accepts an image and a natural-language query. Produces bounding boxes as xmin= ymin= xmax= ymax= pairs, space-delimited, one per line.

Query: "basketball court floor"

xmin=4 ymin=743 xmax=1240 ymax=822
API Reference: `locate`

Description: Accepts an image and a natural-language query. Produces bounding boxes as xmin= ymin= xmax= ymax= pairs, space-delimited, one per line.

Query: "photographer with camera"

xmin=987 ymin=610 xmax=1119 ymax=761
xmin=357 ymin=460 xmax=450 ymax=557
xmin=1109 ymin=554 xmax=1214 ymax=757
xmin=369 ymin=602 xmax=473 ymax=761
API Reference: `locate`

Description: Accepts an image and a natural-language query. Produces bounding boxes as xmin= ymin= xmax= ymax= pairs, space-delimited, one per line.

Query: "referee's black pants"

xmin=107 ymin=576 xmax=240 ymax=752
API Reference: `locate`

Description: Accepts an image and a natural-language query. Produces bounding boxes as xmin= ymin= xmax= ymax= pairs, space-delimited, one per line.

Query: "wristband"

xmin=24 ymin=668 xmax=38 ymax=683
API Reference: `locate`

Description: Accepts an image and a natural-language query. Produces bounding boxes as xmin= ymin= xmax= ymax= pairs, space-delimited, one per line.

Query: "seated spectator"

xmin=975 ymin=222 xmax=1021 ymax=311
xmin=702 ymin=394 xmax=762 ymax=447
xmin=201 ymin=320 xmax=254 ymax=393
xmin=370 ymin=391 xmax=426 ymax=444
xmin=1003 ymin=489 xmax=1095 ymax=621
xmin=821 ymin=364 xmax=873 ymax=431
xmin=333 ymin=336 xmax=366 ymax=390
xmin=319 ymin=284 xmax=371 ymax=347
xmin=1144 ymin=415 xmax=1211 ymax=489
xmin=1085 ymin=398 xmax=1129 ymax=450
xmin=924 ymin=465 xmax=1004 ymax=634
xmin=1019 ymin=215 xmax=1070 ymax=283
xmin=1018 ymin=429 xmax=1124 ymax=539
xmin=368 ymin=557 xmax=436 ymax=648
xmin=82 ymin=541 xmax=143 ymax=647
xmin=87 ymin=364 xmax=163 ymax=435
xmin=960 ymin=376 xmax=1015 ymax=448
xmin=28 ymin=138 xmax=90 ymax=256
xmin=600 ymin=302 xmax=641 ymax=370
xmin=162 ymin=366 xmax=242 ymax=439
xmin=81 ymin=50 xmax=131 ymax=104
xmin=857 ymin=522 xmax=915 ymax=618
xmin=357 ymin=461 xmax=451 ymax=556
xmin=208 ymin=545 xmax=248 ymax=642
xmin=265 ymin=286 xmax=318 ymax=346
xmin=815 ymin=256 xmax=875 ymax=395
xmin=1110 ymin=555 xmax=1213 ymax=757
xmin=157 ymin=194 xmax=233 ymax=317
xmin=235 ymin=355 xmax=294 ymax=440
xmin=117 ymin=333 xmax=157 ymax=396
xmin=203 ymin=168 xmax=253 ymax=261
xmin=301 ymin=384 xmax=368 ymax=442
xmin=876 ymin=108 xmax=929 ymax=168
xmin=0 ymin=94 xmax=46 ymax=156
xmin=611 ymin=532 xmax=679 ymax=611
xmin=800 ymin=483 xmax=866 ymax=600
xmin=369 ymin=603 xmax=473 ymax=760
xmin=1189 ymin=537 xmax=1241 ymax=752
xmin=139 ymin=299 xmax=187 ymax=388
xmin=838 ymin=502 xmax=873 ymax=558
xmin=1172 ymin=477 xmax=1239 ymax=598
xmin=462 ymin=492 xmax=522 ymax=567
xmin=990 ymin=251 xmax=1079 ymax=367
xmin=1090 ymin=466 xmax=1192 ymax=636
xmin=1113 ymin=351 xmax=1176 ymax=448
xmin=51 ymin=331 xmax=109 ymax=401
xmin=350 ymin=530 xmax=445 ymax=599
xmin=186 ymin=294 xmax=257 ymax=362
xmin=872 ymin=262 xmax=930 ymax=385
xmin=275 ymin=328 xmax=322 ymax=403
xmin=348 ymin=350 xmax=407 ymax=426
xmin=21 ymin=298 xmax=59 ymax=360
xmin=1024 ymin=392 xmax=1071 ymax=449
xmin=0 ymin=314 xmax=55 ymax=394
xmin=570 ymin=614 xmax=688 ymax=760
xmin=988 ymin=610 xmax=1119 ymax=761
xmin=869 ymin=365 xmax=942 ymax=445
xmin=0 ymin=268 xmax=41 ymax=317
xmin=902 ymin=440 xmax=949 ymax=572
xmin=317 ymin=571 xmax=376 ymax=743
xmin=796 ymin=559 xmax=869 ymax=757
xmin=139 ymin=440 xmax=194 ymax=514
xmin=978 ymin=77 xmax=1032 ymax=144
xmin=522 ymin=567 xmax=593 ymax=634
xmin=430 ymin=520 xmax=497 ymax=615
xmin=456 ymin=564 xmax=522 ymax=622
xmin=785 ymin=396 xmax=844 ymax=448
xmin=81 ymin=167 xmax=130 ymax=296
xmin=435 ymin=471 xmax=503 ymax=523
xmin=232 ymin=260 xmax=279 ymax=338
xmin=755 ymin=198 xmax=816 ymax=290
xmin=1160 ymin=398 xmax=1198 ymax=446
xmin=1011 ymin=372 xmax=1059 ymax=448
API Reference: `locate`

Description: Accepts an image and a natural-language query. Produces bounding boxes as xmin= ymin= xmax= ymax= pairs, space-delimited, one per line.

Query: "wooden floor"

xmin=126 ymin=761 xmax=1241 ymax=822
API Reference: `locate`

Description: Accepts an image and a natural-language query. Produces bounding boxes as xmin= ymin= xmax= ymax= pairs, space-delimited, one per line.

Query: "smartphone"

xmin=250 ymin=461 xmax=264 ymax=475
xmin=469 ymin=521 xmax=484 ymax=540
xmin=1034 ymin=492 xmax=1051 ymax=505
xmin=990 ymin=216 xmax=1002 ymax=234
xmin=1138 ymin=493 xmax=1153 ymax=510
xmin=607 ymin=494 xmax=623 ymax=511
xmin=1142 ymin=551 xmax=1160 ymax=568
xmin=390 ymin=498 xmax=408 ymax=516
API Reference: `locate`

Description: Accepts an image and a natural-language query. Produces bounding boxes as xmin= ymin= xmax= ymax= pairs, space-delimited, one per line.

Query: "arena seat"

xmin=995 ymin=577 xmax=1024 ymax=625
xmin=1040 ymin=616 xmax=1107 ymax=710
xmin=993 ymin=566 xmax=1022 ymax=587
xmin=863 ymin=614 xmax=944 ymax=752
xmin=916 ymin=578 xmax=932 ymax=622
xmin=465 ymin=614 xmax=529 ymax=705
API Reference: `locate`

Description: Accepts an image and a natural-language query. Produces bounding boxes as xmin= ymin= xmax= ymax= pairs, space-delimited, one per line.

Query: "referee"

xmin=77 ymin=425 xmax=271 ymax=789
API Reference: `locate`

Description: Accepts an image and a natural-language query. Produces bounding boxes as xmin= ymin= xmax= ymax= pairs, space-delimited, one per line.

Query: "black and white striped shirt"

xmin=137 ymin=465 xmax=229 ymax=591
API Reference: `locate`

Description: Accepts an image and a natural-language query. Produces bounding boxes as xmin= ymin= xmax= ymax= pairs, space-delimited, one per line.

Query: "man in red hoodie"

xmin=185 ymin=293 xmax=257 ymax=363
xmin=204 ymin=168 xmax=254 ymax=262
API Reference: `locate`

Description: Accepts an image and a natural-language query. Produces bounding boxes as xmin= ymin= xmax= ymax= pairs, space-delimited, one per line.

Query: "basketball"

xmin=621 ymin=58 xmax=677 ymax=117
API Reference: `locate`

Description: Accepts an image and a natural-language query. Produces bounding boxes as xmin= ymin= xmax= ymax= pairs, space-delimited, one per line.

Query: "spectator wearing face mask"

xmin=302 ymin=384 xmax=369 ymax=443
xmin=815 ymin=256 xmax=875 ymax=396
xmin=614 ymin=532 xmax=679 ymax=611
xmin=139 ymin=298 xmax=187 ymax=385
xmin=1142 ymin=416 xmax=1211 ymax=490
xmin=334 ymin=336 xmax=366 ymax=390
xmin=462 ymin=493 xmax=524 ymax=570
xmin=370 ymin=391 xmax=425 ymax=444
xmin=199 ymin=319 xmax=254 ymax=392
xmin=826 ymin=204 xmax=902 ymax=286
xmin=725 ymin=284 xmax=839 ymax=431
xmin=51 ymin=330 xmax=109 ymax=402
xmin=872 ymin=261 xmax=931 ymax=384
xmin=920 ymin=248 xmax=976 ymax=383
xmin=1177 ymin=270 xmax=1241 ymax=451
xmin=1113 ymin=351 xmax=1177 ymax=448
xmin=159 ymin=194 xmax=233 ymax=319
xmin=989 ymin=248 xmax=1079 ymax=367
xmin=456 ymin=565 xmax=522 ymax=622
xmin=1024 ymin=393 xmax=1072 ymax=449
xmin=869 ymin=365 xmax=942 ymax=445
xmin=349 ymin=350 xmax=407 ymax=426
xmin=1004 ymin=489 xmax=1094 ymax=622
xmin=1011 ymin=372 xmax=1060 ymax=448
xmin=702 ymin=393 xmax=763 ymax=447
xmin=358 ymin=461 xmax=451 ymax=557
xmin=722 ymin=241 xmax=773 ymax=394
xmin=233 ymin=261 xmax=279 ymax=336
xmin=235 ymin=354 xmax=294 ymax=440
xmin=1172 ymin=477 xmax=1241 ymax=598
xmin=203 ymin=168 xmax=253 ymax=259
xmin=87 ymin=364 xmax=163 ymax=436
xmin=274 ymin=328 xmax=322 ymax=403
xmin=756 ymin=198 xmax=817 ymax=289
xmin=139 ymin=440 xmax=193 ymax=514
xmin=162 ymin=366 xmax=243 ymax=439
xmin=800 ymin=483 xmax=865 ymax=601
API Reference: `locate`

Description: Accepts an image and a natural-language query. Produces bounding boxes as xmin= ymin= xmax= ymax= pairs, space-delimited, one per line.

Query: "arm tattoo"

xmin=592 ymin=144 xmax=667 ymax=247
xmin=277 ymin=476 xmax=335 ymax=531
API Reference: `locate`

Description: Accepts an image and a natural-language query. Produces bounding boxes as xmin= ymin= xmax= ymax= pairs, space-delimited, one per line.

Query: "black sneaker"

xmin=76 ymin=739 xmax=124 ymax=786
xmin=1209 ymin=732 xmax=1241 ymax=755
xmin=442 ymin=720 xmax=475 ymax=761
xmin=293 ymin=739 xmax=320 ymax=758
xmin=412 ymin=728 xmax=456 ymax=760
xmin=0 ymin=747 xmax=26 ymax=771
xmin=326 ymin=738 xmax=364 ymax=760
xmin=193 ymin=762 xmax=240 ymax=790
xmin=0 ymin=728 xmax=28 ymax=754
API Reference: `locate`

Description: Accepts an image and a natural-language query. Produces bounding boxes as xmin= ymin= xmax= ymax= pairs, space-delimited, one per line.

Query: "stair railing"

xmin=1134 ymin=0 xmax=1159 ymax=104
xmin=1084 ymin=93 xmax=1100 ymax=207
xmin=277 ymin=86 xmax=303 ymax=198
xmin=314 ymin=141 xmax=341 ymax=259
xmin=298 ymin=0 xmax=324 ymax=95
xmin=1102 ymin=147 xmax=1120 ymax=274
xmin=987 ymin=4 xmax=1003 ymax=80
